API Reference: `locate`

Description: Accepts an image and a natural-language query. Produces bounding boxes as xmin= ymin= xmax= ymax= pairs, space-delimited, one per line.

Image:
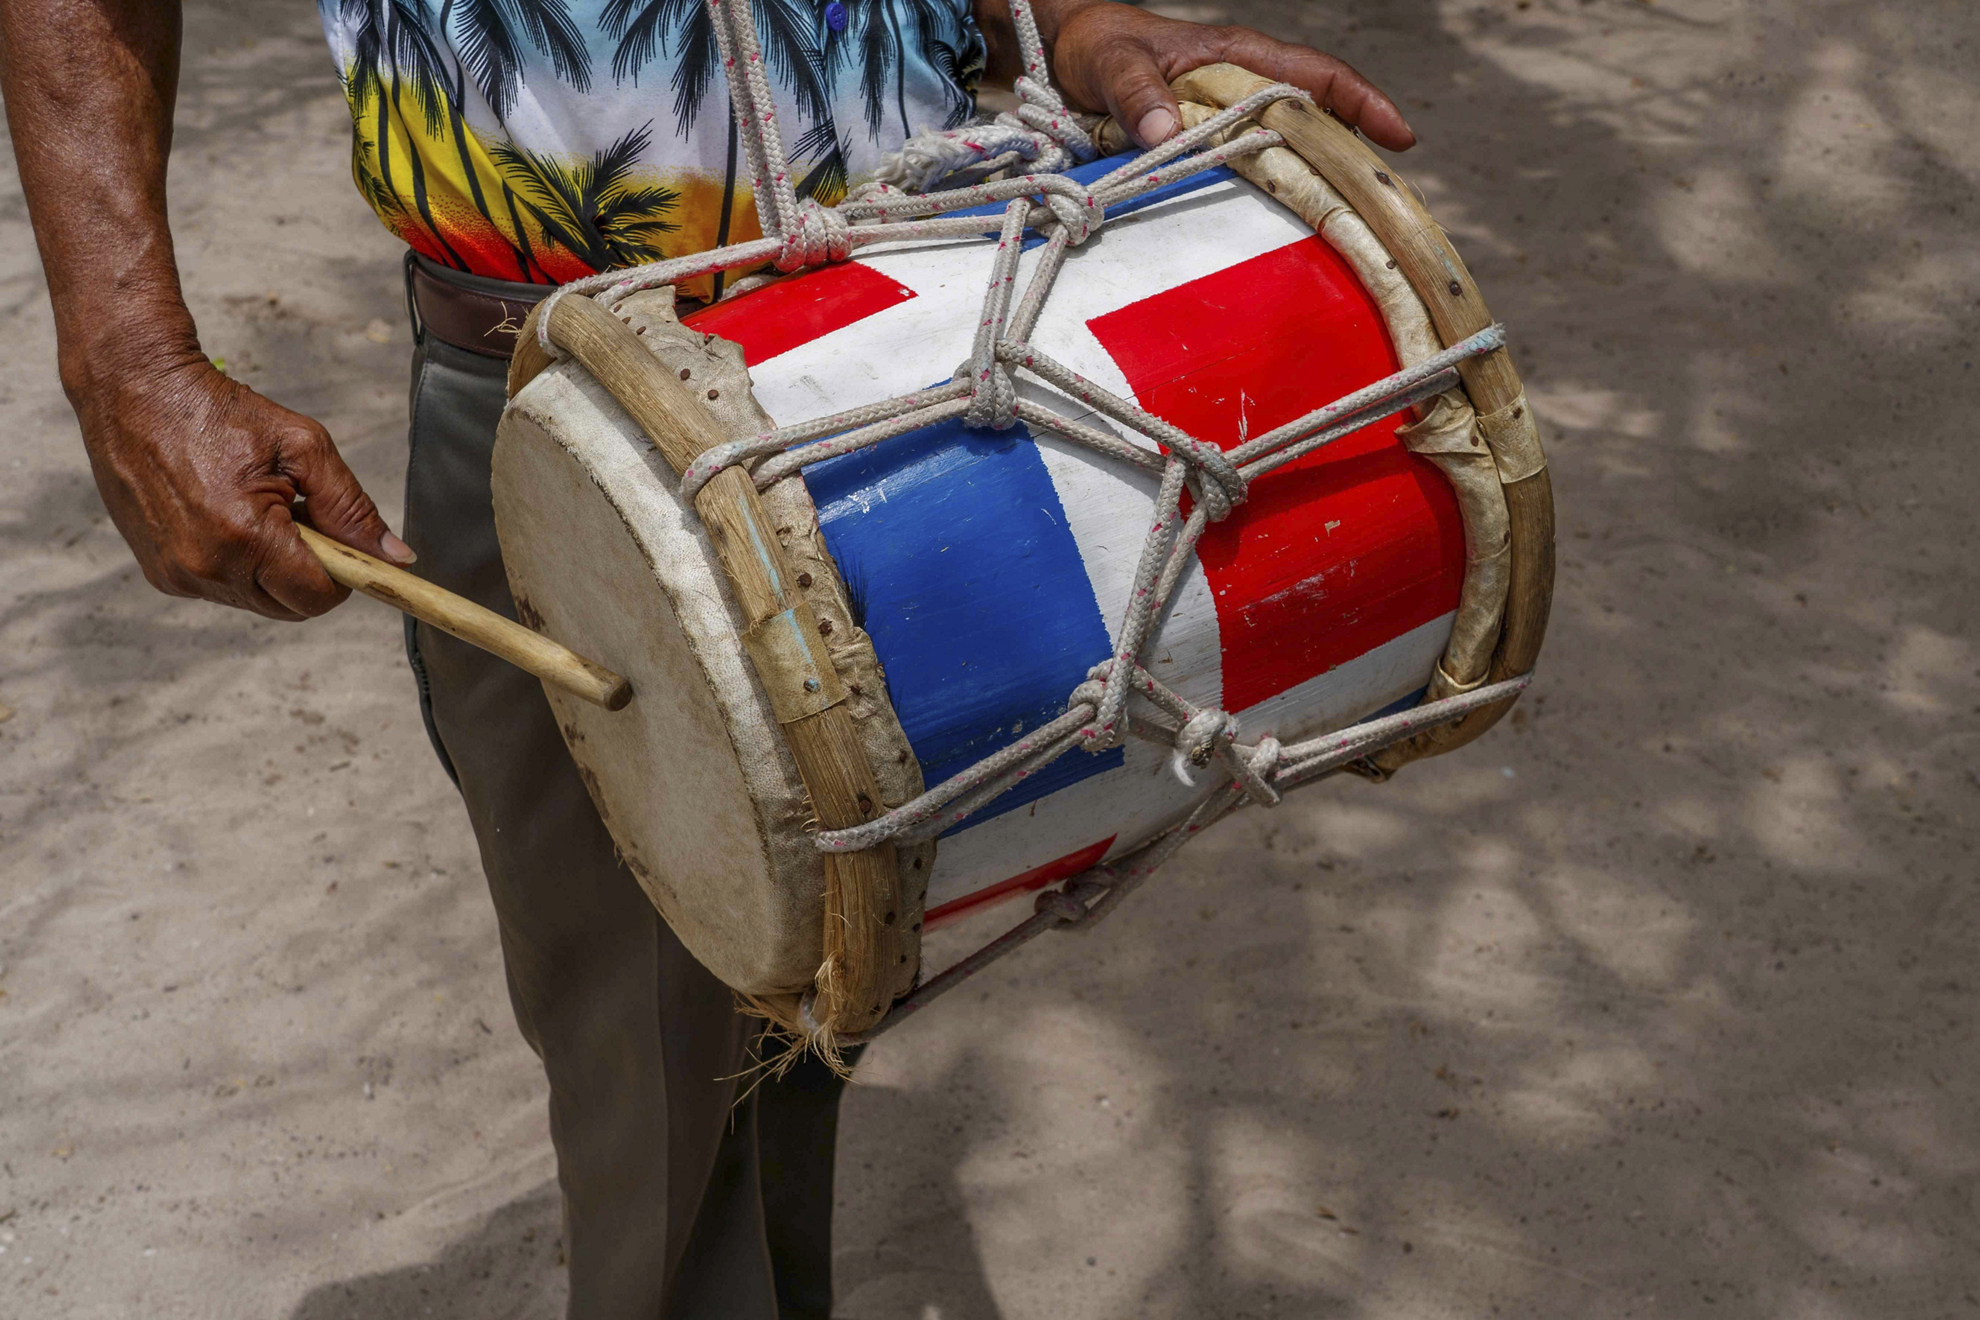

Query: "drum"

xmin=492 ymin=65 xmax=1551 ymax=1038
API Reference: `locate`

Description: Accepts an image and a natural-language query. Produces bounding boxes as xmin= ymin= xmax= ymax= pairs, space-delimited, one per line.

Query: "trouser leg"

xmin=758 ymin=1046 xmax=862 ymax=1320
xmin=399 ymin=331 xmax=849 ymax=1318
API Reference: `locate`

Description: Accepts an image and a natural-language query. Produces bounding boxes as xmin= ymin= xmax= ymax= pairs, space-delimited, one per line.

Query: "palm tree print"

xmin=438 ymin=0 xmax=595 ymax=277
xmin=600 ymin=0 xmax=838 ymax=292
xmin=332 ymin=0 xmax=466 ymax=266
xmin=320 ymin=0 xmax=981 ymax=285
xmin=830 ymin=0 xmax=899 ymax=140
xmin=493 ymin=122 xmax=683 ymax=269
xmin=829 ymin=0 xmax=975 ymax=140
xmin=443 ymin=0 xmax=592 ymax=119
xmin=600 ymin=0 xmax=830 ymax=130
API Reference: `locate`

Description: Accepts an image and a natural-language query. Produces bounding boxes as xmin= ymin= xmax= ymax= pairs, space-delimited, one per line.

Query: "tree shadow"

xmin=287 ymin=1182 xmax=567 ymax=1320
xmin=836 ymin=1072 xmax=1006 ymax=1319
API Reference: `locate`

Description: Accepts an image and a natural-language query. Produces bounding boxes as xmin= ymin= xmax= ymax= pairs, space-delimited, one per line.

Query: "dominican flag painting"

xmin=685 ymin=154 xmax=1466 ymax=922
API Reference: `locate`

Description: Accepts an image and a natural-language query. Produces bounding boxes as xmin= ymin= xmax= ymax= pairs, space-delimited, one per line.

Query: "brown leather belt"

xmin=405 ymin=256 xmax=550 ymax=359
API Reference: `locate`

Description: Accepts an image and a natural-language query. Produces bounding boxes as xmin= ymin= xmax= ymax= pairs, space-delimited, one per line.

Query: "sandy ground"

xmin=2 ymin=0 xmax=1977 ymax=1316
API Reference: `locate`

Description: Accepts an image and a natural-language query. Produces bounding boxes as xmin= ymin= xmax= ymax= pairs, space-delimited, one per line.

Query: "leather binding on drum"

xmin=1477 ymin=395 xmax=1548 ymax=485
xmin=751 ymin=477 xmax=934 ymax=950
xmin=1400 ymin=396 xmax=1509 ymax=699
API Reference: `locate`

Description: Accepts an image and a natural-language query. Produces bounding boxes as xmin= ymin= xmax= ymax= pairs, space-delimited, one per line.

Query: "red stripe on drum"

xmin=684 ymin=261 xmax=918 ymax=365
xmin=1087 ymin=236 xmax=1465 ymax=711
xmin=922 ymin=835 xmax=1116 ymax=931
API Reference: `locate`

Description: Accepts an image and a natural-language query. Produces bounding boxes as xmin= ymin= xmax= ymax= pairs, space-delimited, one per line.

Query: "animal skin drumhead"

xmin=492 ymin=365 xmax=826 ymax=996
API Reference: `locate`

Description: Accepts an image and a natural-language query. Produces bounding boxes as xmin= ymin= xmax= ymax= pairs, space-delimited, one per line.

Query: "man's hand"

xmin=72 ymin=352 xmax=411 ymax=621
xmin=1 ymin=0 xmax=407 ymax=623
xmin=984 ymin=0 xmax=1416 ymax=153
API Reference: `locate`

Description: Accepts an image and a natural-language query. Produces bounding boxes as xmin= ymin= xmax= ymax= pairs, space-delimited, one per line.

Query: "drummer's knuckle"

xmin=286 ymin=412 xmax=333 ymax=445
xmin=280 ymin=422 xmax=335 ymax=469
xmin=1207 ymin=24 xmax=1251 ymax=55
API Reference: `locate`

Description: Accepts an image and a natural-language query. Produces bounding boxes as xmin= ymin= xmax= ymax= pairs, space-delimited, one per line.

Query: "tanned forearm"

xmin=0 ymin=0 xmax=198 ymax=397
xmin=0 ymin=0 xmax=408 ymax=621
xmin=971 ymin=0 xmax=1414 ymax=152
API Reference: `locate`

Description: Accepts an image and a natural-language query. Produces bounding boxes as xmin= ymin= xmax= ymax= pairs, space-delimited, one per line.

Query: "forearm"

xmin=0 ymin=0 xmax=199 ymax=406
xmin=1 ymin=0 xmax=405 ymax=617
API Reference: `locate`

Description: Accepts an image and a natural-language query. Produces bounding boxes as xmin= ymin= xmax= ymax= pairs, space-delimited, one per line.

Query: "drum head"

xmin=493 ymin=366 xmax=825 ymax=996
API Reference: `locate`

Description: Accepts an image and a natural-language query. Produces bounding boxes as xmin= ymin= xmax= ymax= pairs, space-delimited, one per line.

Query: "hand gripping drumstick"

xmin=298 ymin=524 xmax=633 ymax=711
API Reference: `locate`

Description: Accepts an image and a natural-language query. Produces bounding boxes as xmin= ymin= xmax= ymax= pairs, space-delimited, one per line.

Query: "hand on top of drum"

xmin=978 ymin=0 xmax=1417 ymax=154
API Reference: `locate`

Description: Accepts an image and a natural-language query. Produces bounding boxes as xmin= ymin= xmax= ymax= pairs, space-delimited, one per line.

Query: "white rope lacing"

xmin=527 ymin=0 xmax=1531 ymax=1031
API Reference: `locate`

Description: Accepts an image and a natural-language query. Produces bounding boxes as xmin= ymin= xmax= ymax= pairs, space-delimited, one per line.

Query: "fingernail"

xmin=382 ymin=532 xmax=417 ymax=565
xmin=1136 ymin=107 xmax=1178 ymax=148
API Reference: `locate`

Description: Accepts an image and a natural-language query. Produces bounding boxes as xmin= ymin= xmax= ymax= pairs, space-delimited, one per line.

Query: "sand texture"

xmin=1 ymin=0 xmax=1976 ymax=1316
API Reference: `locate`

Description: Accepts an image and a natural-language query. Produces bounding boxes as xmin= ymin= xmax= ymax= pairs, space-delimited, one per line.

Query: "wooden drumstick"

xmin=298 ymin=525 xmax=633 ymax=711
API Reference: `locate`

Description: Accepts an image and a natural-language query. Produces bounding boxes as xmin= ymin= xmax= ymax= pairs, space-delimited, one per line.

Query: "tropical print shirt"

xmin=317 ymin=0 xmax=984 ymax=295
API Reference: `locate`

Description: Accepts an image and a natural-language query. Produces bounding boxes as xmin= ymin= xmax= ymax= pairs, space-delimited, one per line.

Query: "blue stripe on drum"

xmin=804 ymin=413 xmax=1125 ymax=830
xmin=946 ymin=152 xmax=1237 ymax=249
xmin=796 ymin=155 xmax=1256 ymax=837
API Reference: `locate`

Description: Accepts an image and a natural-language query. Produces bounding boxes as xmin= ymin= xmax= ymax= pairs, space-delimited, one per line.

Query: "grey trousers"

xmin=400 ymin=261 xmax=852 ymax=1319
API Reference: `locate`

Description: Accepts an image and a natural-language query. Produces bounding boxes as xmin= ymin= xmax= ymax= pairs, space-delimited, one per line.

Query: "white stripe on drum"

xmin=743 ymin=176 xmax=1310 ymax=429
xmin=921 ymin=610 xmax=1457 ymax=912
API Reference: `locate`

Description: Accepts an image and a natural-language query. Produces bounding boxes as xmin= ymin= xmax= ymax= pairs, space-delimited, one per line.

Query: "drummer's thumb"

xmin=1104 ymin=45 xmax=1183 ymax=149
xmin=283 ymin=418 xmax=417 ymax=566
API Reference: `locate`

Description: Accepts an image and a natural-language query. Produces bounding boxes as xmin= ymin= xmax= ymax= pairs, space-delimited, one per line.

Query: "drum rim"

xmin=493 ymin=365 xmax=827 ymax=994
xmin=496 ymin=296 xmax=933 ymax=1019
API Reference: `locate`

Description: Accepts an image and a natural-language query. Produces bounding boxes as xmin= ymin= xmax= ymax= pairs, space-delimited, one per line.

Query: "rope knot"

xmin=1230 ymin=735 xmax=1283 ymax=807
xmin=1067 ymin=672 xmax=1123 ymax=751
xmin=1177 ymin=443 xmax=1248 ymax=522
xmin=1011 ymin=74 xmax=1099 ymax=174
xmin=1067 ymin=676 xmax=1108 ymax=714
xmin=956 ymin=353 xmax=1020 ymax=430
xmin=1170 ymin=708 xmax=1240 ymax=786
xmin=863 ymin=60 xmax=1098 ymax=196
xmin=1033 ymin=177 xmax=1102 ymax=247
xmin=776 ymin=198 xmax=851 ymax=272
